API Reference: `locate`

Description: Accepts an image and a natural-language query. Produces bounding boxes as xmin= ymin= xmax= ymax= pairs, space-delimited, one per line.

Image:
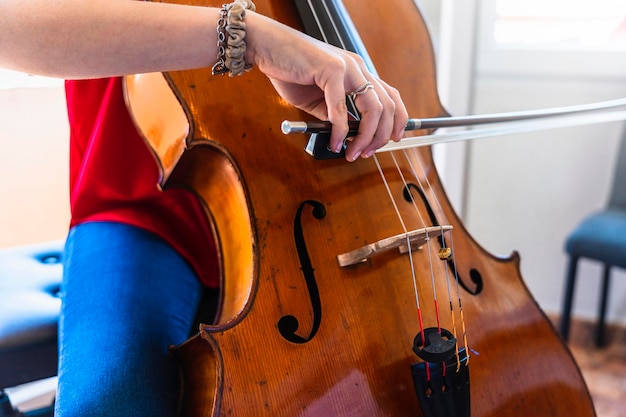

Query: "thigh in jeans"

xmin=55 ymin=222 xmax=203 ymax=417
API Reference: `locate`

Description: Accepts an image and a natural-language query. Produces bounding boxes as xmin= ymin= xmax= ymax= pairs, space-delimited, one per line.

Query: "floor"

xmin=564 ymin=319 xmax=626 ymax=417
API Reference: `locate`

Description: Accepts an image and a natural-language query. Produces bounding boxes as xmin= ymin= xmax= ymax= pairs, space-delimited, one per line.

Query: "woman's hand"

xmin=245 ymin=12 xmax=408 ymax=162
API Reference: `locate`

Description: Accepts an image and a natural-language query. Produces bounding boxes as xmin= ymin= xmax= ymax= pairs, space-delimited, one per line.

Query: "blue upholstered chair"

xmin=559 ymin=128 xmax=626 ymax=347
xmin=0 ymin=240 xmax=63 ymax=417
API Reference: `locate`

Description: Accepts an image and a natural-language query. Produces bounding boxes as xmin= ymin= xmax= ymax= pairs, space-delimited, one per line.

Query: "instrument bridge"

xmin=337 ymin=225 xmax=453 ymax=267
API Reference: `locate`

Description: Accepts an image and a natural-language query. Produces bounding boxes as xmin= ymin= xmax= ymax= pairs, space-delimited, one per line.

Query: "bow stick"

xmin=281 ymin=97 xmax=626 ymax=157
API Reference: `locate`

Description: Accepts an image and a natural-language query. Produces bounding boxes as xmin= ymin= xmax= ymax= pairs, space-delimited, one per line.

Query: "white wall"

xmin=466 ymin=77 xmax=626 ymax=323
xmin=462 ymin=1 xmax=626 ymax=324
xmin=0 ymin=82 xmax=70 ymax=248
xmin=421 ymin=0 xmax=626 ymax=326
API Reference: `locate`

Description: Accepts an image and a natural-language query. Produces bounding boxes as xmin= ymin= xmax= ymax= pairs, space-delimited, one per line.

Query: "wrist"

xmin=211 ymin=0 xmax=256 ymax=77
xmin=242 ymin=10 xmax=259 ymax=68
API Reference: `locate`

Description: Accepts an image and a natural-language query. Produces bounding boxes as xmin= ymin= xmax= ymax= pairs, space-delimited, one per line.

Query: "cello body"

xmin=124 ymin=0 xmax=596 ymax=416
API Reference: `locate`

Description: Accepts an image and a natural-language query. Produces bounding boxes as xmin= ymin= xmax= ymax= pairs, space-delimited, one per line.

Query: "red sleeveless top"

xmin=65 ymin=77 xmax=219 ymax=288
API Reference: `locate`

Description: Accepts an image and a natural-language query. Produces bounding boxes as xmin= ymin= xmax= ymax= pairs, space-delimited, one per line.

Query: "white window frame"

xmin=476 ymin=0 xmax=626 ymax=80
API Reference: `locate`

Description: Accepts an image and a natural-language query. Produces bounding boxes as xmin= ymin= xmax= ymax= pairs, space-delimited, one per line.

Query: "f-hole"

xmin=403 ymin=183 xmax=483 ymax=295
xmin=277 ymin=200 xmax=325 ymax=343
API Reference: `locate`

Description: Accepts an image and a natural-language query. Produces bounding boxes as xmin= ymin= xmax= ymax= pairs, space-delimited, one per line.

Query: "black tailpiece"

xmin=411 ymin=347 xmax=470 ymax=417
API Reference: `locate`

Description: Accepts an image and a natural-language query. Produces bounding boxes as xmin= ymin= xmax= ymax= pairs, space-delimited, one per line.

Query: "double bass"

xmin=124 ymin=0 xmax=598 ymax=415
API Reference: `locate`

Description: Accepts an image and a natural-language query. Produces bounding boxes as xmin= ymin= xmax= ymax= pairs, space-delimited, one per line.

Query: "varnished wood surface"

xmin=126 ymin=0 xmax=597 ymax=416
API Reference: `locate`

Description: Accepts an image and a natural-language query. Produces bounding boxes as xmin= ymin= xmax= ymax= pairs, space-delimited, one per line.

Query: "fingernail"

xmin=363 ymin=149 xmax=375 ymax=158
xmin=350 ymin=150 xmax=362 ymax=161
xmin=334 ymin=140 xmax=347 ymax=153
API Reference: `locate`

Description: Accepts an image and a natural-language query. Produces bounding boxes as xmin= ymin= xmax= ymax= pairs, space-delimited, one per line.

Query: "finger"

xmin=355 ymin=78 xmax=397 ymax=158
xmin=377 ymin=79 xmax=409 ymax=142
xmin=349 ymin=78 xmax=408 ymax=159
xmin=321 ymin=67 xmax=350 ymax=154
xmin=338 ymin=54 xmax=382 ymax=161
xmin=346 ymin=86 xmax=384 ymax=160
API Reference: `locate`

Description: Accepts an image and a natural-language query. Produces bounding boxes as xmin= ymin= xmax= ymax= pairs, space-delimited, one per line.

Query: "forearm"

xmin=0 ymin=0 xmax=409 ymax=159
xmin=0 ymin=0 xmax=221 ymax=78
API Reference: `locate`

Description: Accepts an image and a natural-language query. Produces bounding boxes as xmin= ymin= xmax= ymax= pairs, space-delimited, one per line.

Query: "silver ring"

xmin=348 ymin=81 xmax=373 ymax=101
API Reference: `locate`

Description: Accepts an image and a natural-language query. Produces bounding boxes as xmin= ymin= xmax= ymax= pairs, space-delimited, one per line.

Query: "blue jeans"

xmin=55 ymin=222 xmax=205 ymax=416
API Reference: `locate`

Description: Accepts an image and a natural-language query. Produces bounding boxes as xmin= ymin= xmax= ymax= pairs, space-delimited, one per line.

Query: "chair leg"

xmin=0 ymin=390 xmax=23 ymax=417
xmin=595 ymin=264 xmax=611 ymax=348
xmin=559 ymin=256 xmax=579 ymax=342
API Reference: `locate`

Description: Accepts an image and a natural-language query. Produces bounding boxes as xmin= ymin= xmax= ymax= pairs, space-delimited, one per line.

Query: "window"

xmin=478 ymin=0 xmax=626 ymax=78
xmin=493 ymin=0 xmax=626 ymax=50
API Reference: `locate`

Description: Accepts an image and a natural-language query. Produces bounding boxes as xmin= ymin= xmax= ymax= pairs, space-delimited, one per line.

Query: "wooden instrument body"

xmin=124 ymin=0 xmax=596 ymax=415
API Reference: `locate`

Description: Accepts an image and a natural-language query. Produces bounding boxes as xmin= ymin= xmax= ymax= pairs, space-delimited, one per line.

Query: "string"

xmin=310 ymin=0 xmax=466 ymax=377
xmin=395 ymin=149 xmax=457 ymax=376
xmin=447 ymin=231 xmax=470 ymax=368
xmin=405 ymin=147 xmax=471 ymax=366
xmin=311 ymin=0 xmax=428 ymax=333
xmin=373 ymin=155 xmax=425 ymax=343
xmin=387 ymin=151 xmax=440 ymax=331
xmin=388 ymin=149 xmax=452 ymax=381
